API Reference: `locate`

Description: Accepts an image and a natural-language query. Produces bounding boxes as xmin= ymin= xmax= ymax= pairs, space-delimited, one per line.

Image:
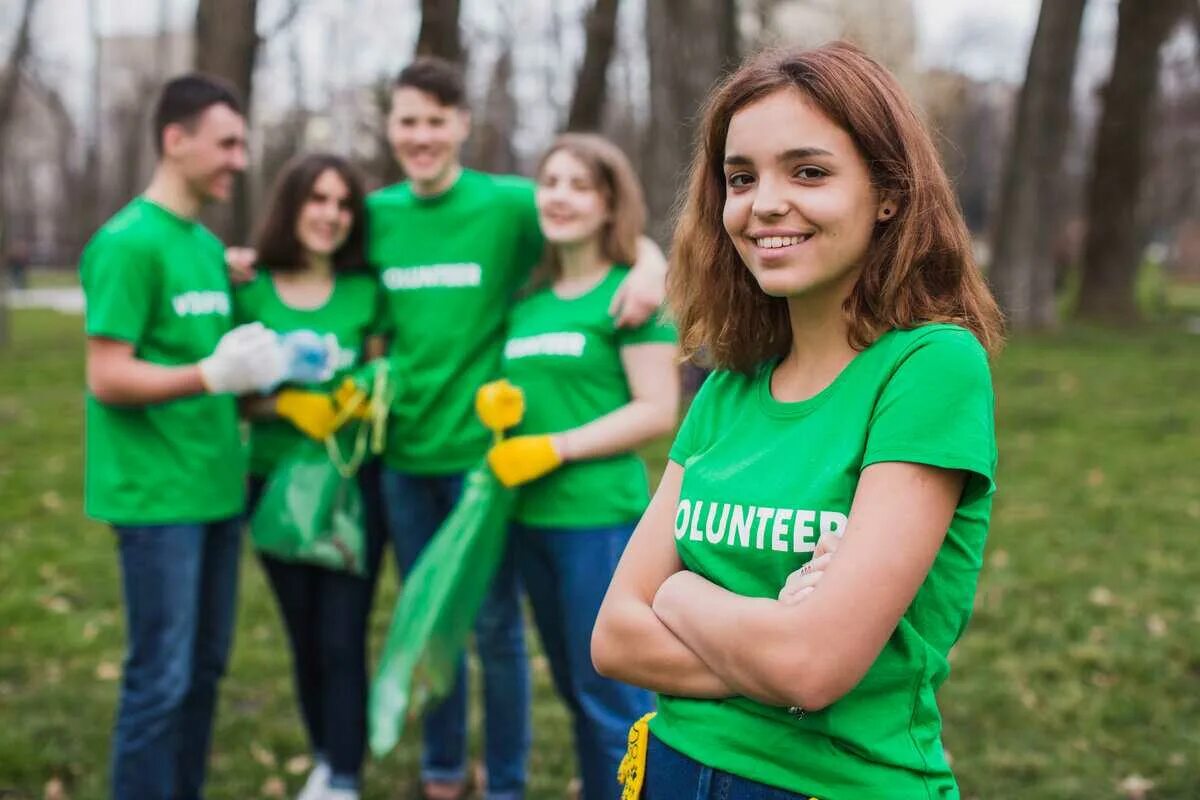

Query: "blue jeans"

xmin=381 ymin=469 xmax=530 ymax=800
xmin=515 ymin=522 xmax=653 ymax=800
xmin=248 ymin=461 xmax=388 ymax=790
xmin=644 ymin=734 xmax=814 ymax=800
xmin=110 ymin=517 xmax=242 ymax=800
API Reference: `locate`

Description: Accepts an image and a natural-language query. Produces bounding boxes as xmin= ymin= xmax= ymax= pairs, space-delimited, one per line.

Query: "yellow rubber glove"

xmin=333 ymin=377 xmax=371 ymax=420
xmin=475 ymin=379 xmax=525 ymax=433
xmin=275 ymin=389 xmax=340 ymax=440
xmin=486 ymin=435 xmax=562 ymax=487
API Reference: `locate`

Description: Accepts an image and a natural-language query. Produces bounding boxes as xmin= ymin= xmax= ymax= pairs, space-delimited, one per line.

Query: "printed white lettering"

xmin=771 ymin=509 xmax=793 ymax=552
xmin=674 ymin=499 xmax=691 ymax=540
xmin=171 ymin=291 xmax=230 ymax=318
xmin=729 ymin=505 xmax=754 ymax=548
xmin=382 ymin=263 xmax=482 ymax=290
xmin=504 ymin=332 xmax=587 ymax=360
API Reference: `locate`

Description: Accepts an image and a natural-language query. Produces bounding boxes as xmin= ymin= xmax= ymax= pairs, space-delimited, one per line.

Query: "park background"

xmin=0 ymin=0 xmax=1198 ymax=797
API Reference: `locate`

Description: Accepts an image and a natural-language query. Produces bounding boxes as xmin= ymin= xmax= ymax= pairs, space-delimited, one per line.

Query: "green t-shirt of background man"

xmin=233 ymin=270 xmax=387 ymax=477
xmin=80 ymin=196 xmax=244 ymax=525
xmin=502 ymin=266 xmax=677 ymax=528
xmin=367 ymin=168 xmax=543 ymax=475
xmin=651 ymin=324 xmax=997 ymax=800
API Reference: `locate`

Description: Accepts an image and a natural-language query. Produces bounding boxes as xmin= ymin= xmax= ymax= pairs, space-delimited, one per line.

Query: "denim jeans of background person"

xmin=515 ymin=522 xmax=654 ymax=800
xmin=247 ymin=461 xmax=388 ymax=794
xmin=382 ymin=469 xmax=531 ymax=800
xmin=110 ymin=518 xmax=242 ymax=799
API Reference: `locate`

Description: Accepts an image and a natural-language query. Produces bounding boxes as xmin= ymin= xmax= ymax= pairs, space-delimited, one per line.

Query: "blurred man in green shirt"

xmin=81 ymin=74 xmax=284 ymax=800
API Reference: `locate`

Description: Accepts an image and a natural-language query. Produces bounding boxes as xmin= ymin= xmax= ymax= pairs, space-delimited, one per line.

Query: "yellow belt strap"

xmin=617 ymin=711 xmax=656 ymax=799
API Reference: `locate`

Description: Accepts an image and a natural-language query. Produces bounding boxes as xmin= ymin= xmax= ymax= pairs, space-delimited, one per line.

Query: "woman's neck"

xmin=270 ymin=252 xmax=335 ymax=310
xmin=772 ymin=277 xmax=860 ymax=403
xmin=554 ymin=237 xmax=609 ymax=286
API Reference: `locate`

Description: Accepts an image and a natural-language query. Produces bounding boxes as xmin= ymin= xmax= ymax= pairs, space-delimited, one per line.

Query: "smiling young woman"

xmin=592 ymin=43 xmax=1004 ymax=800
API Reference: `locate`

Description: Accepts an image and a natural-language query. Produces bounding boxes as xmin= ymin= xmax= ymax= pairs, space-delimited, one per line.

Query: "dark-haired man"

xmin=81 ymin=73 xmax=284 ymax=800
xmin=370 ymin=57 xmax=667 ymax=800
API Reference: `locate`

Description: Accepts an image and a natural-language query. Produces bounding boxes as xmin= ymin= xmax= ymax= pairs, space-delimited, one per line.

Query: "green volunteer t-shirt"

xmin=502 ymin=266 xmax=676 ymax=528
xmin=81 ymin=196 xmax=244 ymax=525
xmin=368 ymin=168 xmax=544 ymax=474
xmin=651 ymin=324 xmax=997 ymax=800
xmin=233 ymin=270 xmax=386 ymax=477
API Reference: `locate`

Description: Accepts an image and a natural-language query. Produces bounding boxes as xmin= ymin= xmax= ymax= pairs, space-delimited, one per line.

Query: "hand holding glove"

xmin=487 ymin=434 xmax=563 ymax=488
xmin=475 ymin=379 xmax=525 ymax=433
xmin=274 ymin=389 xmax=341 ymax=440
xmin=198 ymin=322 xmax=287 ymax=394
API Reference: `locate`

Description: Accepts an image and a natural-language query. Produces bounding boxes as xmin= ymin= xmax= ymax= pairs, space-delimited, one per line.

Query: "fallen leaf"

xmin=1146 ymin=614 xmax=1167 ymax=638
xmin=1089 ymin=587 xmax=1116 ymax=607
xmin=285 ymin=754 xmax=311 ymax=775
xmin=39 ymin=595 xmax=72 ymax=614
xmin=1117 ymin=773 xmax=1154 ymax=799
xmin=1086 ymin=468 xmax=1105 ymax=488
xmin=261 ymin=776 xmax=285 ymax=798
xmin=40 ymin=491 xmax=64 ymax=512
xmin=990 ymin=549 xmax=1010 ymax=569
xmin=44 ymin=776 xmax=68 ymax=800
xmin=1168 ymin=752 xmax=1185 ymax=767
xmin=95 ymin=661 xmax=120 ymax=681
xmin=82 ymin=621 xmax=100 ymax=642
xmin=250 ymin=741 xmax=276 ymax=768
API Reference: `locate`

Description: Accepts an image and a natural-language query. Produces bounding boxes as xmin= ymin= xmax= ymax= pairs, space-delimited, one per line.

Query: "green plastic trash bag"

xmin=250 ymin=360 xmax=395 ymax=575
xmin=368 ymin=462 xmax=516 ymax=756
xmin=250 ymin=437 xmax=367 ymax=574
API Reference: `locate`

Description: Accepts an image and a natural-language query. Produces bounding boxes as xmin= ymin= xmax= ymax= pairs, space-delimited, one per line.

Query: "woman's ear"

xmin=876 ymin=193 xmax=900 ymax=222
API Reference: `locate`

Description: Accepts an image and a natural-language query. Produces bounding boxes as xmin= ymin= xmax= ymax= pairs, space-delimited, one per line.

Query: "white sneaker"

xmin=296 ymin=761 xmax=330 ymax=800
xmin=322 ymin=788 xmax=359 ymax=800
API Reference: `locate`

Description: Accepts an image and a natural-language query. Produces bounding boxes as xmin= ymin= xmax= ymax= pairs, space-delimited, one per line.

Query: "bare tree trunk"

xmin=1077 ymin=0 xmax=1189 ymax=322
xmin=567 ymin=0 xmax=621 ymax=131
xmin=988 ymin=0 xmax=1087 ymax=330
xmin=417 ymin=0 xmax=464 ymax=63
xmin=195 ymin=0 xmax=261 ymax=243
xmin=470 ymin=48 xmax=518 ymax=174
xmin=0 ymin=0 xmax=40 ymax=348
xmin=644 ymin=0 xmax=738 ymax=243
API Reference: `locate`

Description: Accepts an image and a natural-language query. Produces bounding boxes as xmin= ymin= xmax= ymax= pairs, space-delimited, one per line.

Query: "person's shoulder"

xmin=885 ymin=323 xmax=988 ymax=364
xmin=474 ymin=170 xmax=535 ymax=205
xmin=367 ymin=181 xmax=414 ymax=209
xmin=85 ymin=200 xmax=162 ymax=258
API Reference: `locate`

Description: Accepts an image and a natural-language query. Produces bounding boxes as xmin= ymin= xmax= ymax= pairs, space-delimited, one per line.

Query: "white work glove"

xmin=198 ymin=322 xmax=288 ymax=394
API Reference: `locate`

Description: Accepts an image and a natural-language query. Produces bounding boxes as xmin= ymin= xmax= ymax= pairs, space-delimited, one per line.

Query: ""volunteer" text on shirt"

xmin=382 ymin=263 xmax=483 ymax=290
xmin=675 ymin=498 xmax=847 ymax=553
xmin=505 ymin=332 xmax=587 ymax=360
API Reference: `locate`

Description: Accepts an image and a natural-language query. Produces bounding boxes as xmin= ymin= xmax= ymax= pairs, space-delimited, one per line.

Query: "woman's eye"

xmin=726 ymin=173 xmax=754 ymax=188
xmin=795 ymin=166 xmax=827 ymax=181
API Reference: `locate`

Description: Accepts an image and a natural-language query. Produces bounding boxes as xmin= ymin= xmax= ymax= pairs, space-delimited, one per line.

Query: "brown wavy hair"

xmin=533 ymin=133 xmax=645 ymax=285
xmin=668 ymin=43 xmax=1004 ymax=373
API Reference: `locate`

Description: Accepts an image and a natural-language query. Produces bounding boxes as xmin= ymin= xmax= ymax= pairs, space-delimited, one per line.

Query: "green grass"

xmin=1 ymin=310 xmax=1198 ymax=798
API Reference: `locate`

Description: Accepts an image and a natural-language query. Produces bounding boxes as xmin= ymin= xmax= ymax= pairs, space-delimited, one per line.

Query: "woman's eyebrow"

xmin=724 ymin=146 xmax=835 ymax=167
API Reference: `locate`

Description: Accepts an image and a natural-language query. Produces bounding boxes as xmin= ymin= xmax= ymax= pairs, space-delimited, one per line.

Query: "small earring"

xmin=881 ymin=208 xmax=893 ymax=217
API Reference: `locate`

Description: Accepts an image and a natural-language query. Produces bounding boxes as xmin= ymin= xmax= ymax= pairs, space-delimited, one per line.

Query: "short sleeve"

xmin=863 ymin=329 xmax=996 ymax=496
xmin=616 ymin=306 xmax=678 ymax=348
xmin=668 ymin=369 xmax=718 ymax=466
xmin=81 ymin=234 xmax=157 ymax=344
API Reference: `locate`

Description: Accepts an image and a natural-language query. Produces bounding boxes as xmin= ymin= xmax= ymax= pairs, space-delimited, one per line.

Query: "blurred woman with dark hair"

xmin=235 ymin=152 xmax=388 ymax=800
xmin=476 ymin=133 xmax=679 ymax=800
xmin=593 ymin=44 xmax=1003 ymax=799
